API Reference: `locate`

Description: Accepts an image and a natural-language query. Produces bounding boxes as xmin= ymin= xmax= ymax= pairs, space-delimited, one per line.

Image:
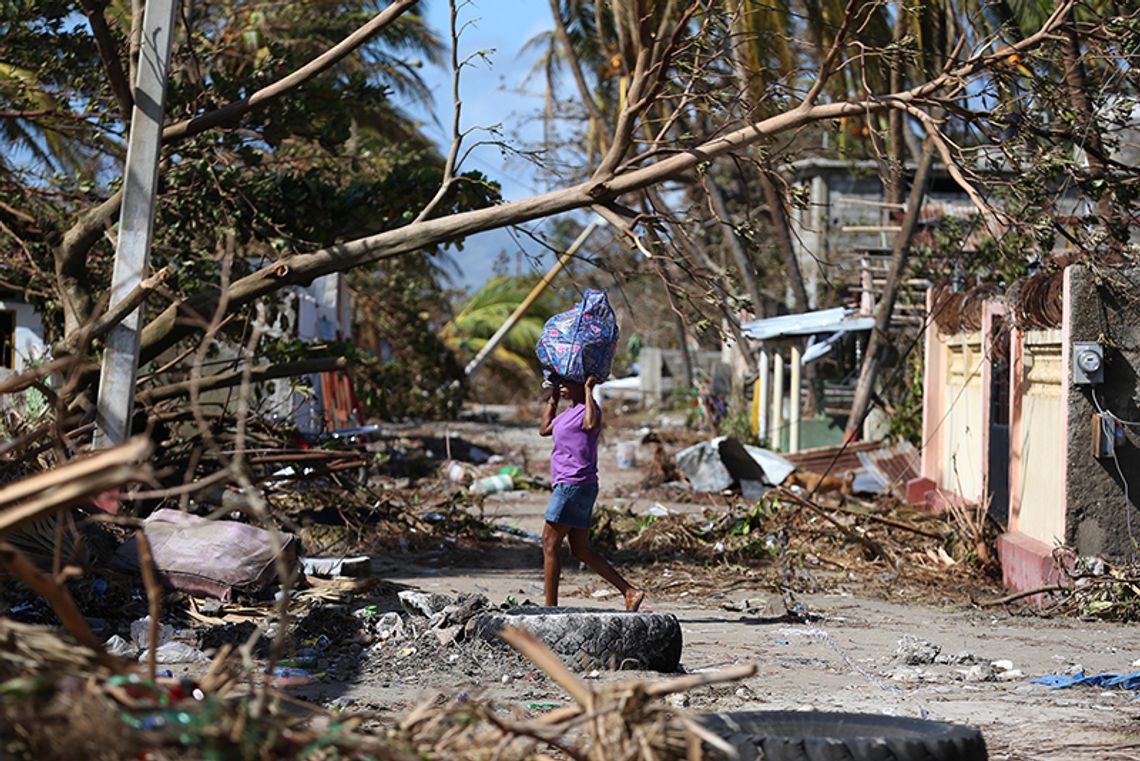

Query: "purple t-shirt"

xmin=550 ymin=403 xmax=600 ymax=485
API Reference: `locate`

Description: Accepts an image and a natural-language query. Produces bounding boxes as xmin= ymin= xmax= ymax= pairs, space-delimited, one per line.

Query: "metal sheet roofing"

xmin=740 ymin=307 xmax=875 ymax=341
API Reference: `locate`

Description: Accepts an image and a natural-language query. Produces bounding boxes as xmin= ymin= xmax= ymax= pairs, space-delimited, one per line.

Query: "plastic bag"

xmin=535 ymin=289 xmax=618 ymax=383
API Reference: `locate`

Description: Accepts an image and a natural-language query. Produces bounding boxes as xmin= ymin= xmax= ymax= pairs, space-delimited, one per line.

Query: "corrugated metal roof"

xmin=783 ymin=440 xmax=919 ymax=497
xmin=784 ymin=440 xmax=881 ymax=474
xmin=741 ymin=307 xmax=875 ymax=341
xmin=857 ymin=441 xmax=921 ymax=498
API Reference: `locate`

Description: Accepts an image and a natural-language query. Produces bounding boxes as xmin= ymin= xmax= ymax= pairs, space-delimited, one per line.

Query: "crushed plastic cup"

xmin=446 ymin=460 xmax=468 ymax=483
xmin=130 ymin=616 xmax=175 ymax=650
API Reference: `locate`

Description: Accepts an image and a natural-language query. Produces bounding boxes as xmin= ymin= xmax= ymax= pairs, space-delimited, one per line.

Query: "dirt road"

xmin=324 ymin=408 xmax=1140 ymax=761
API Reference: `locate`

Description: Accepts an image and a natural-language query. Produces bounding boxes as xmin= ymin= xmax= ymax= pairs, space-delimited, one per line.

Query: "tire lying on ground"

xmin=471 ymin=607 xmax=682 ymax=672
xmin=696 ymin=711 xmax=988 ymax=761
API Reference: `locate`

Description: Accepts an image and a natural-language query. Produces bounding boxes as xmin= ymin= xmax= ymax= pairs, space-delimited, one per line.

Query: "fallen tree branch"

xmin=137 ymin=356 xmax=347 ymax=404
xmin=774 ymin=486 xmax=895 ymax=565
xmin=977 ymin=584 xmax=1070 ymax=607
xmin=0 ymin=436 xmax=152 ymax=534
xmin=135 ymin=529 xmax=161 ymax=682
xmin=55 ymin=265 xmax=172 ymax=354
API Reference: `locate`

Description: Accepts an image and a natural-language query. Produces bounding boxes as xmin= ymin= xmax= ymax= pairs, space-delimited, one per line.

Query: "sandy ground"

xmin=308 ymin=406 xmax=1140 ymax=761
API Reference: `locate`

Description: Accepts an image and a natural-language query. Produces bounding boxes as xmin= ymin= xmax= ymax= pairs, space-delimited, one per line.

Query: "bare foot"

xmin=625 ymin=588 xmax=645 ymax=612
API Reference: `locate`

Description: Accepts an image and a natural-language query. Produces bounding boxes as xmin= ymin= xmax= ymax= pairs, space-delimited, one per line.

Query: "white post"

xmin=790 ymin=344 xmax=802 ymax=453
xmin=770 ymin=350 xmax=784 ymax=450
xmin=757 ymin=348 xmax=770 ymax=443
xmin=860 ymin=256 xmax=874 ymax=315
xmin=94 ymin=0 xmax=178 ymax=447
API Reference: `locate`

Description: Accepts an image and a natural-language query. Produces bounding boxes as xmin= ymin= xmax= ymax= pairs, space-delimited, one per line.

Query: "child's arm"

xmin=582 ymin=376 xmax=600 ymax=432
xmin=539 ymin=382 xmax=560 ymax=436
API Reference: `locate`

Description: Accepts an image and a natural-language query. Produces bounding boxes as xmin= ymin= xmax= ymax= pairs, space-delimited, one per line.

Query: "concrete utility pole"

xmin=464 ymin=220 xmax=604 ymax=377
xmin=94 ymin=0 xmax=178 ymax=448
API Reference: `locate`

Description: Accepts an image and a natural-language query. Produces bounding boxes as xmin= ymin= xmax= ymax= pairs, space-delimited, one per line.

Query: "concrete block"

xmin=906 ymin=477 xmax=936 ymax=506
xmin=997 ymin=530 xmax=1074 ymax=599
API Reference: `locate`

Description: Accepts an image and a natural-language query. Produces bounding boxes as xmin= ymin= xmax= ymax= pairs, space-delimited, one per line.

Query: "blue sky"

xmin=401 ymin=1 xmax=565 ymax=292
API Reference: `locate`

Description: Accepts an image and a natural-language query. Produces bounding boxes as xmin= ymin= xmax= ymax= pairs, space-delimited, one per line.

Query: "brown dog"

xmin=784 ymin=469 xmax=855 ymax=497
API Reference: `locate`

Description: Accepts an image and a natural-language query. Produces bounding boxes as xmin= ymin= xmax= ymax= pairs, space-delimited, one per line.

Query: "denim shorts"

xmin=544 ymin=483 xmax=599 ymax=529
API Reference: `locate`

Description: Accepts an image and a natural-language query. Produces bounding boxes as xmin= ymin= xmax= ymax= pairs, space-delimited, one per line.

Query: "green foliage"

xmin=442 ymin=275 xmax=566 ymax=383
xmin=887 ymin=344 xmax=925 ymax=446
xmin=719 ymin=411 xmax=757 ymax=445
xmin=353 ymin=259 xmax=468 ymax=422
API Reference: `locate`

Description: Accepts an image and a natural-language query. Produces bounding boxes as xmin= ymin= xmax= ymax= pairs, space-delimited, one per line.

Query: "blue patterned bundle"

xmin=536 ymin=289 xmax=619 ymax=383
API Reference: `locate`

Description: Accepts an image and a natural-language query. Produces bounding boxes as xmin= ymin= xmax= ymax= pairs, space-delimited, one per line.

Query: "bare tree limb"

xmin=118 ymin=3 xmax=1073 ymax=364
xmin=138 ymin=356 xmax=348 ymax=404
xmin=414 ymin=0 xmax=464 ymax=223
xmin=845 ymin=137 xmax=937 ymax=441
xmin=0 ymin=436 xmax=152 ymax=536
xmin=78 ymin=0 xmax=133 ymax=124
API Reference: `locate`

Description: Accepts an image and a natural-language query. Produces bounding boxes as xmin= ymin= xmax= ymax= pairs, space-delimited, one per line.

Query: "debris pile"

xmin=0 ymin=602 xmax=754 ymax=760
xmin=593 ymin=485 xmax=1003 ymax=604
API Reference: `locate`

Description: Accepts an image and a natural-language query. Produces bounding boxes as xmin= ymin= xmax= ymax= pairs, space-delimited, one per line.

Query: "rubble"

xmin=896 ymin=635 xmax=941 ymax=665
xmin=399 ymin=589 xmax=453 ymax=618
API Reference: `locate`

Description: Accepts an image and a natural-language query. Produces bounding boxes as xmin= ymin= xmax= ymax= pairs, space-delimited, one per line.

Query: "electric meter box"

xmin=1073 ymin=341 xmax=1104 ymax=385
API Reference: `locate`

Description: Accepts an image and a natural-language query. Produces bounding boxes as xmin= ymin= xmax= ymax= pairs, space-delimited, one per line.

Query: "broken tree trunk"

xmin=844 ymin=138 xmax=936 ymax=442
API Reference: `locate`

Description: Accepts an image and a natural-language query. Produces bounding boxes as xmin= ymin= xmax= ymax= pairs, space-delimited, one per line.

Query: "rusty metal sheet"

xmin=857 ymin=440 xmax=921 ymax=498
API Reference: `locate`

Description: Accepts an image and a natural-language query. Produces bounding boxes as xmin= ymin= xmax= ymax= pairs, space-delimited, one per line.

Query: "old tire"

xmin=472 ymin=607 xmax=682 ymax=672
xmin=696 ymin=711 xmax=987 ymax=761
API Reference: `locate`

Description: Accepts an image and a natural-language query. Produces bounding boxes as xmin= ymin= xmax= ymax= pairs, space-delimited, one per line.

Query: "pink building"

xmin=913 ymin=265 xmax=1140 ymax=593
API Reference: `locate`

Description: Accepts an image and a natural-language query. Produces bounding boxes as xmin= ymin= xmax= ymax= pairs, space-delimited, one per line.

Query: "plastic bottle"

xmin=470 ymin=474 xmax=513 ymax=495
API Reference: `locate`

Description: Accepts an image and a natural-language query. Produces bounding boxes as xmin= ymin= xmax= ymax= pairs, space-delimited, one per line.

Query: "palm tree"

xmin=441 ymin=275 xmax=564 ymax=379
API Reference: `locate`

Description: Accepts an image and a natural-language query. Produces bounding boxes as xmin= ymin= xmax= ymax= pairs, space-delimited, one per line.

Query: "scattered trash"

xmin=114 ymin=509 xmax=298 ymax=601
xmin=399 ymin=590 xmax=452 ymax=619
xmin=142 ymin=641 xmax=208 ymax=664
xmin=616 ymin=440 xmax=638 ymax=469
xmin=889 ymin=666 xmax=928 ymax=683
xmin=375 ymin=612 xmax=405 ymax=641
xmin=645 ymin=504 xmax=670 ymax=518
xmin=197 ymin=599 xmax=224 ymax=618
xmin=269 ymin=666 xmax=312 ymax=685
xmin=446 ymin=460 xmax=470 ymax=483
xmin=470 ymin=474 xmax=514 ymax=495
xmin=104 ymin=634 xmax=135 ymax=657
xmin=434 ymin=626 xmax=461 ymax=646
xmin=959 ymin=663 xmax=995 ymax=682
xmin=676 ymin=437 xmax=795 ymax=493
xmin=130 ymin=616 xmax=175 ymax=650
xmin=302 ymin=556 xmax=371 ymax=579
xmin=1030 ymin=671 xmax=1140 ymax=690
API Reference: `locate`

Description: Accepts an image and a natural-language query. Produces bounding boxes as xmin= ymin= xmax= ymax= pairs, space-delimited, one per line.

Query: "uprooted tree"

xmin=1 ymin=0 xmax=1135 ymax=461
